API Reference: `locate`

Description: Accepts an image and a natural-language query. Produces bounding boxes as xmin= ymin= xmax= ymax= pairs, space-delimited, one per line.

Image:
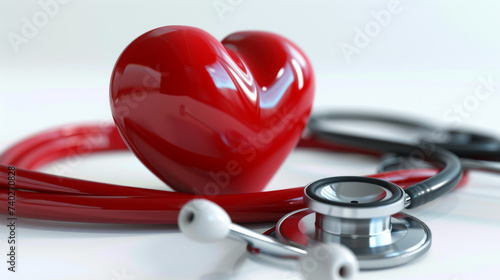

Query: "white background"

xmin=1 ymin=0 xmax=500 ymax=279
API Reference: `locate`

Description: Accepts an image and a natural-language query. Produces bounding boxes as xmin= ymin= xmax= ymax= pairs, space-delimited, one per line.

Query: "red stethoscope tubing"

xmin=0 ymin=124 xmax=468 ymax=224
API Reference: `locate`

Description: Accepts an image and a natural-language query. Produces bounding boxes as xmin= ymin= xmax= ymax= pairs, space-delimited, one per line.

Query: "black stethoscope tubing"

xmin=308 ymin=111 xmax=500 ymax=174
xmin=309 ymin=112 xmax=463 ymax=209
xmin=308 ymin=112 xmax=500 ymax=158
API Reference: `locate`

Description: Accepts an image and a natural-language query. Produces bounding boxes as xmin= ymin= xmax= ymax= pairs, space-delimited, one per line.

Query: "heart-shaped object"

xmin=110 ymin=26 xmax=314 ymax=195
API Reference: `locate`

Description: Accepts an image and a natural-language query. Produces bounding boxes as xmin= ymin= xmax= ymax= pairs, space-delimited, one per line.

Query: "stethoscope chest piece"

xmin=256 ymin=176 xmax=432 ymax=269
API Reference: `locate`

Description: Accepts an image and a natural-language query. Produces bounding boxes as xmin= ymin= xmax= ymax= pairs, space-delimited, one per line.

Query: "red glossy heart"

xmin=110 ymin=26 xmax=314 ymax=195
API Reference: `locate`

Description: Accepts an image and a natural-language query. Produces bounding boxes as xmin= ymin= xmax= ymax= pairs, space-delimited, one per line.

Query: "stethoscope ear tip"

xmin=178 ymin=198 xmax=361 ymax=279
xmin=178 ymin=199 xmax=231 ymax=243
xmin=298 ymin=243 xmax=359 ymax=280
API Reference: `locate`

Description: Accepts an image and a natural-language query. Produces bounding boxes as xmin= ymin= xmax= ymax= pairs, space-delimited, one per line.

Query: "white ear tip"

xmin=178 ymin=199 xmax=231 ymax=243
xmin=299 ymin=243 xmax=359 ymax=280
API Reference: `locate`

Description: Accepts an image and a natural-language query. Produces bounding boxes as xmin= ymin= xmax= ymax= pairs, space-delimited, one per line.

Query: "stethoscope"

xmin=175 ymin=111 xmax=500 ymax=279
xmin=177 ymin=129 xmax=463 ymax=279
xmin=3 ymin=111 xmax=497 ymax=278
